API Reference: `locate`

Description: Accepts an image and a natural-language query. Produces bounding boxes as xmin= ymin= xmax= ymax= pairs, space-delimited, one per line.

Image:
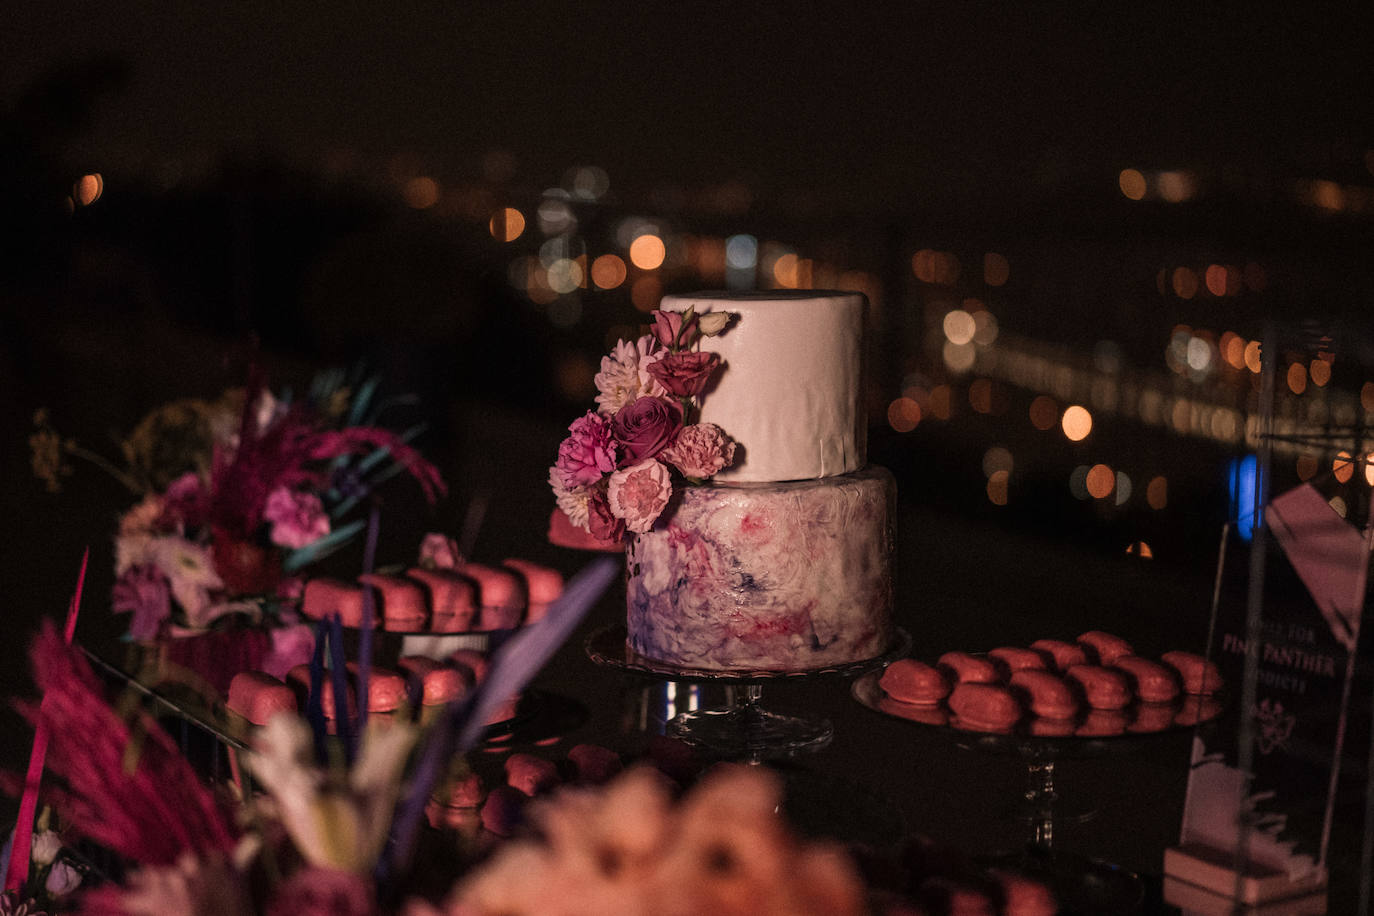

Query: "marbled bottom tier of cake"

xmin=626 ymin=465 xmax=894 ymax=672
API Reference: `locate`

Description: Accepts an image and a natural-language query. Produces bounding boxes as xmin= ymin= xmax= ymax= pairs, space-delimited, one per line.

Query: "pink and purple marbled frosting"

xmin=626 ymin=466 xmax=894 ymax=671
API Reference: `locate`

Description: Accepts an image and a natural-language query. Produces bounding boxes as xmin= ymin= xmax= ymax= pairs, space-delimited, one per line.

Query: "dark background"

xmin=3 ymin=4 xmax=1374 ymax=911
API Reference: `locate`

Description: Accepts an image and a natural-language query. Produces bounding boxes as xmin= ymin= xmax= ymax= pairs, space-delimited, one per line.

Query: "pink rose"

xmin=663 ymin=423 xmax=737 ymax=479
xmin=555 ymin=411 xmax=618 ymax=488
xmin=586 ymin=486 xmax=625 ymax=542
xmin=650 ymin=309 xmax=694 ymax=348
xmin=263 ymin=486 xmax=331 ymax=549
xmin=419 ymin=532 xmax=464 ymax=569
xmin=607 ymin=459 xmax=673 ymax=533
xmin=611 ymin=396 xmax=682 ymax=465
xmin=644 ymin=350 xmax=721 ymax=398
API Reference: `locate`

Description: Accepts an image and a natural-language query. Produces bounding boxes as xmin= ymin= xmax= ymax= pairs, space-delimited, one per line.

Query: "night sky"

xmin=5 ymin=4 xmax=1373 ymax=209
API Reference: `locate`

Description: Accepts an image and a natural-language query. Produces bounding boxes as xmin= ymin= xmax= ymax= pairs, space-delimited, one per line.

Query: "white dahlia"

xmin=594 ymin=335 xmax=667 ymax=414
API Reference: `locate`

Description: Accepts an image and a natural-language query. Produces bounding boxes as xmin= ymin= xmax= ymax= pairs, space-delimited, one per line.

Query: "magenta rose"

xmin=112 ymin=564 xmax=172 ymax=640
xmin=607 ymin=459 xmax=673 ymax=533
xmin=644 ymin=350 xmax=721 ymax=398
xmin=585 ymin=486 xmax=625 ymax=541
xmin=159 ymin=471 xmax=209 ymax=529
xmin=611 ymin=396 xmax=682 ymax=465
xmin=663 ymin=423 xmax=737 ymax=479
xmin=263 ymin=486 xmax=331 ymax=549
xmin=555 ymin=411 xmax=619 ymax=487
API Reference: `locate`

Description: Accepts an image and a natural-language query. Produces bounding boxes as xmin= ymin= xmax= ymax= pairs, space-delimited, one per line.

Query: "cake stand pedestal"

xmin=853 ymin=671 xmax=1226 ymax=913
xmin=586 ymin=625 xmax=910 ymax=762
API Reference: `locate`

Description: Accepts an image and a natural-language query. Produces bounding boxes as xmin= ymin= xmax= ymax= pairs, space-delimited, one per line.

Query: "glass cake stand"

xmin=853 ymin=670 xmax=1226 ymax=912
xmin=586 ymin=625 xmax=911 ymax=762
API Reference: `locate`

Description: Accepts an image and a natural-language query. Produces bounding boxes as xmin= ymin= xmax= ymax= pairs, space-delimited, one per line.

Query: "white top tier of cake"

xmin=661 ymin=290 xmax=867 ymax=483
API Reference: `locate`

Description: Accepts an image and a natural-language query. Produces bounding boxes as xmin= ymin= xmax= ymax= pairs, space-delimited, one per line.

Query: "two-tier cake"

xmin=625 ymin=291 xmax=895 ymax=672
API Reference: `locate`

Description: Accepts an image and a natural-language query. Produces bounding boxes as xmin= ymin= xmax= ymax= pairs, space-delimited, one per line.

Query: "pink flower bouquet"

xmin=550 ymin=308 xmax=736 ymax=540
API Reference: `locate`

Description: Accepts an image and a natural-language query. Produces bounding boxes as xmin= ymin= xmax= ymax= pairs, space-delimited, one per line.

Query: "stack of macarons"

xmin=225 ymin=642 xmax=523 ymax=732
xmin=874 ymin=631 xmax=1225 ymax=736
xmin=300 ymin=556 xmax=564 ymax=633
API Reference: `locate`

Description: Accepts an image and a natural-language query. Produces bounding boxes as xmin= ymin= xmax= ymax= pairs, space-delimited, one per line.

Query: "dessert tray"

xmin=851 ymin=670 xmax=1225 ymax=758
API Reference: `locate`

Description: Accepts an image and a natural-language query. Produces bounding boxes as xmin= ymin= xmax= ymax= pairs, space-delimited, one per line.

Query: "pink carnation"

xmin=263 ymin=486 xmax=330 ymax=549
xmin=555 ymin=411 xmax=618 ymax=488
xmin=419 ymin=532 xmax=464 ymax=569
xmin=607 ymin=459 xmax=673 ymax=534
xmin=663 ymin=423 xmax=736 ymax=479
xmin=586 ymin=485 xmax=625 ymax=542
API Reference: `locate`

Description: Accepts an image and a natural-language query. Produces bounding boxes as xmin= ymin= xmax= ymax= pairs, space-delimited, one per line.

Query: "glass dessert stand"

xmin=586 ymin=625 xmax=911 ymax=762
xmin=853 ymin=671 xmax=1225 ymax=913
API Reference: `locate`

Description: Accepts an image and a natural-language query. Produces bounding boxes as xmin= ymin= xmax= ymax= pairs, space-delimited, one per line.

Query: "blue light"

xmin=1227 ymin=454 xmax=1260 ymax=540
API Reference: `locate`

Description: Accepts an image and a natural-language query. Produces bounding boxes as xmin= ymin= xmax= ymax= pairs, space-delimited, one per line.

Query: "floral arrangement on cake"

xmin=549 ymin=308 xmax=736 ymax=541
xmin=30 ymin=369 xmax=444 ymax=643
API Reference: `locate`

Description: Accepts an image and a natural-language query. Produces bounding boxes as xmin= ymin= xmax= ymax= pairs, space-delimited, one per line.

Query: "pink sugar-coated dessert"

xmin=1008 ymin=669 xmax=1078 ymax=720
xmin=1028 ymin=716 xmax=1076 ymax=737
xmin=989 ymin=646 xmax=1048 ymax=677
xmin=301 ymin=577 xmax=365 ymax=626
xmin=991 ymin=871 xmax=1058 ymax=916
xmin=501 ymin=558 xmax=564 ymax=605
xmin=1161 ymin=650 xmax=1225 ymax=695
xmin=879 ymin=696 xmax=950 ymax=727
xmin=449 ymin=648 xmax=490 ymax=684
xmin=226 ymin=671 xmax=297 ymax=725
xmin=1028 ymin=638 xmax=1089 ymax=672
xmin=1076 ymin=708 xmax=1129 ymax=737
xmin=523 ymin=602 xmax=552 ymax=624
xmin=504 ymin=753 xmax=561 ymax=796
xmin=357 ymin=573 xmax=429 ymax=632
xmin=1113 ymin=655 xmax=1181 ymax=703
xmin=880 ymin=659 xmax=950 ymax=705
xmin=289 ymin=664 xmax=357 ymax=719
xmin=567 ymin=744 xmax=623 ymax=785
xmin=947 ymin=683 xmax=1022 ymax=731
xmin=547 ymin=507 xmax=625 ymax=552
xmin=479 ymin=785 xmax=527 ymax=837
xmin=936 ymin=652 xmax=998 ymax=685
xmin=397 ymin=656 xmax=470 ymax=705
xmin=1130 ymin=702 xmax=1178 ymax=733
xmin=1065 ymin=665 xmax=1133 ymax=710
xmin=345 ymin=662 xmax=408 ymax=713
xmin=1076 ymin=630 xmax=1135 ymax=666
xmin=461 ymin=562 xmax=527 ymax=620
xmin=405 ymin=567 xmax=479 ymax=632
xmin=1176 ymin=694 xmax=1224 ymax=726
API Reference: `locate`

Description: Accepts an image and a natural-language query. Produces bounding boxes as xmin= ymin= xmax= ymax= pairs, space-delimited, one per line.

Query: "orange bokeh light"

xmin=1146 ymin=476 xmax=1168 ymax=510
xmin=1204 ymin=264 xmax=1228 ymax=297
xmin=1334 ymin=451 xmax=1355 ymax=484
xmin=887 ymin=398 xmax=922 ymax=432
xmin=403 ymin=176 xmax=440 ymax=209
xmin=987 ymin=470 xmax=1010 ymax=506
xmin=1309 ymin=359 xmax=1331 ymax=387
xmin=631 ymin=275 xmax=662 ymax=311
xmin=1295 ymin=454 xmax=1318 ymax=481
xmin=1061 ymin=405 xmax=1092 ymax=441
xmin=1085 ymin=464 xmax=1115 ymax=499
xmin=489 ymin=207 xmax=525 ymax=242
xmin=629 ymin=234 xmax=666 ymax=270
xmin=983 ymin=253 xmax=1010 ymax=287
xmin=1171 ymin=267 xmax=1199 ymax=299
xmin=1029 ymin=395 xmax=1058 ymax=430
xmin=590 ymin=253 xmax=627 ymax=289
xmin=1287 ymin=363 xmax=1307 ymax=395
xmin=1118 ymin=169 xmax=1147 ymax=200
xmin=76 ymin=173 xmax=103 ymax=206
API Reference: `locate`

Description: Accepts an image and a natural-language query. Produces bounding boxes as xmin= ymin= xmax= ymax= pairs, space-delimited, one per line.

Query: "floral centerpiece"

xmin=30 ymin=370 xmax=444 ymax=688
xmin=549 ymin=308 xmax=736 ymax=542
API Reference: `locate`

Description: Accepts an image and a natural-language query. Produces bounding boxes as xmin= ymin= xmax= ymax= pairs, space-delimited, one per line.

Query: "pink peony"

xmin=586 ymin=486 xmax=625 ymax=541
xmin=419 ymin=532 xmax=464 ymax=569
xmin=263 ymin=486 xmax=330 ymax=549
xmin=607 ymin=459 xmax=673 ymax=533
xmin=555 ymin=412 xmax=618 ymax=488
xmin=611 ymin=396 xmax=682 ymax=465
xmin=663 ymin=423 xmax=736 ymax=479
xmin=644 ymin=350 xmax=721 ymax=398
xmin=112 ymin=564 xmax=173 ymax=640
